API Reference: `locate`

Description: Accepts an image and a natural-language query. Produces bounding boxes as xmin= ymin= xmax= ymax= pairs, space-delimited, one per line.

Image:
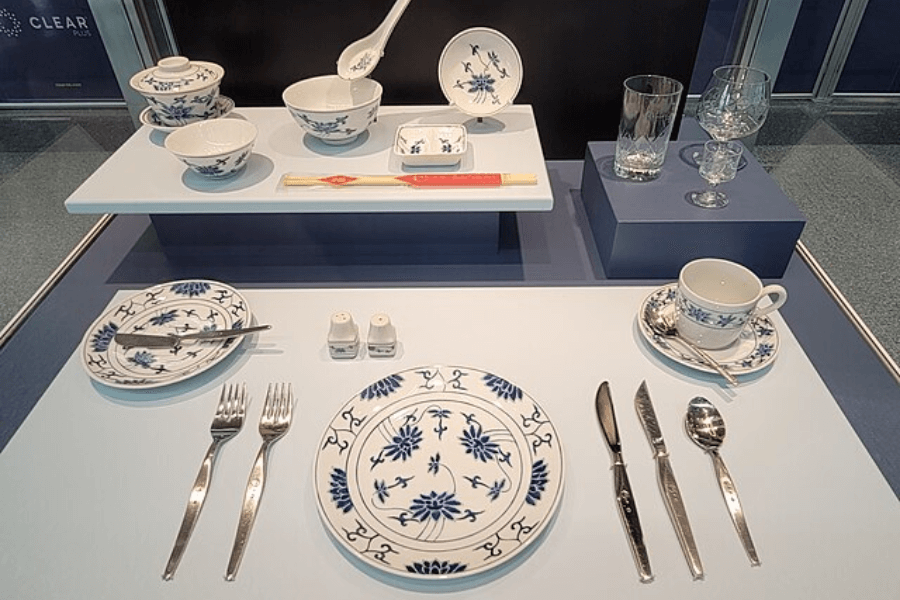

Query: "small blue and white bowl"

xmin=283 ymin=75 xmax=382 ymax=145
xmin=164 ymin=119 xmax=257 ymax=179
xmin=130 ymin=56 xmax=224 ymax=127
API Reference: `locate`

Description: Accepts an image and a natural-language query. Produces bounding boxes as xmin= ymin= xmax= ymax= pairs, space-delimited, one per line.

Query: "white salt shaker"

xmin=366 ymin=313 xmax=397 ymax=358
xmin=328 ymin=311 xmax=360 ymax=359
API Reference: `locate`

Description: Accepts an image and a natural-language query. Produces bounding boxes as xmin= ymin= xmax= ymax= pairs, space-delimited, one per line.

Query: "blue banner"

xmin=0 ymin=0 xmax=122 ymax=102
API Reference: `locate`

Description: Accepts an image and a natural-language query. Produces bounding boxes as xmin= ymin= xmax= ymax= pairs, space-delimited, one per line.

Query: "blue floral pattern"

xmin=90 ymin=322 xmax=118 ymax=353
xmin=361 ymin=374 xmax=404 ymax=400
xmin=483 ymin=373 xmax=523 ymax=400
xmin=170 ymin=281 xmax=210 ymax=297
xmin=459 ymin=424 xmax=500 ymax=462
xmin=526 ymin=460 xmax=548 ymax=506
xmin=383 ymin=424 xmax=423 ymax=462
xmin=406 ymin=560 xmax=467 ymax=575
xmin=330 ymin=468 xmax=353 ymax=513
xmin=316 ymin=366 xmax=563 ymax=580
xmin=409 ymin=491 xmax=462 ymax=522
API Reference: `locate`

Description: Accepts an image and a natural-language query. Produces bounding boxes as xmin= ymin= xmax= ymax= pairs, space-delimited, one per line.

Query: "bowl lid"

xmin=130 ymin=56 xmax=223 ymax=95
xmin=438 ymin=27 xmax=523 ymax=117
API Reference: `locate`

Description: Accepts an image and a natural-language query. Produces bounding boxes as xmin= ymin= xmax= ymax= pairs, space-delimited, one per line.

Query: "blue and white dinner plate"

xmin=315 ymin=365 xmax=564 ymax=580
xmin=80 ymin=280 xmax=252 ymax=389
xmin=438 ymin=28 xmax=523 ymax=117
xmin=638 ymin=283 xmax=780 ymax=375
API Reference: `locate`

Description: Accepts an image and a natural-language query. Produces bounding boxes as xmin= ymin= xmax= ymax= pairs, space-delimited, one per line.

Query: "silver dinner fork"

xmin=163 ymin=383 xmax=246 ymax=581
xmin=225 ymin=382 xmax=293 ymax=581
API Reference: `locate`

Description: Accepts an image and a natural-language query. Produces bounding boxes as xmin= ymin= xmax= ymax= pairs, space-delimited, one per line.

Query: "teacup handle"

xmin=751 ymin=284 xmax=787 ymax=317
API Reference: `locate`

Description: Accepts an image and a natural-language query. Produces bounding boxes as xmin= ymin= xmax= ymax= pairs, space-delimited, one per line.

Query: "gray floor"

xmin=1 ymin=101 xmax=898 ymax=366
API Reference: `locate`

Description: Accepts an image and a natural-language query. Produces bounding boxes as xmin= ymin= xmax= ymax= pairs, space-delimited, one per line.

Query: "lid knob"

xmin=157 ymin=56 xmax=191 ymax=73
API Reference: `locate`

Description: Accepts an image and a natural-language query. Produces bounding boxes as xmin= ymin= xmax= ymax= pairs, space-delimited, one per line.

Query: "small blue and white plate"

xmin=438 ymin=28 xmax=522 ymax=117
xmin=139 ymin=95 xmax=235 ymax=133
xmin=315 ymin=365 xmax=564 ymax=580
xmin=638 ymin=283 xmax=780 ymax=376
xmin=80 ymin=280 xmax=252 ymax=389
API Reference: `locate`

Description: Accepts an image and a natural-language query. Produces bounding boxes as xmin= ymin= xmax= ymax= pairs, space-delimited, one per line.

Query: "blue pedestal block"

xmin=580 ymin=141 xmax=806 ymax=279
xmin=149 ymin=211 xmax=502 ymax=255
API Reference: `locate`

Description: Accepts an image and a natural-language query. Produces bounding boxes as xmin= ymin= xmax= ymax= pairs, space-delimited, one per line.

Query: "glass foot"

xmin=687 ymin=190 xmax=728 ymax=209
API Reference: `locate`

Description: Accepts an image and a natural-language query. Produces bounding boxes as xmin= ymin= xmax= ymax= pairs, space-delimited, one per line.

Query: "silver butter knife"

xmin=115 ymin=325 xmax=271 ymax=348
xmin=595 ymin=381 xmax=653 ymax=583
xmin=635 ymin=381 xmax=704 ymax=580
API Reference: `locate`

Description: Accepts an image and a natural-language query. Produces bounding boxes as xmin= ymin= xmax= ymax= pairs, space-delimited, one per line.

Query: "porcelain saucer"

xmin=638 ymin=283 xmax=780 ymax=376
xmin=438 ymin=27 xmax=522 ymax=117
xmin=139 ymin=95 xmax=235 ymax=132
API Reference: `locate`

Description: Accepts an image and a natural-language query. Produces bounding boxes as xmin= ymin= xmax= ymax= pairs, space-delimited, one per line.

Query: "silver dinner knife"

xmin=595 ymin=381 xmax=653 ymax=583
xmin=114 ymin=325 xmax=271 ymax=348
xmin=634 ymin=381 xmax=704 ymax=580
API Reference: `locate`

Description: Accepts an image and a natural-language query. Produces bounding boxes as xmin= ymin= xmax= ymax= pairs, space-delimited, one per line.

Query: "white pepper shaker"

xmin=367 ymin=313 xmax=397 ymax=358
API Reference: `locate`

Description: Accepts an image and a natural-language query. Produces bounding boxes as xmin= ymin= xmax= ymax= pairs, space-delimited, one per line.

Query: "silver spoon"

xmin=644 ymin=304 xmax=739 ymax=386
xmin=336 ymin=0 xmax=412 ymax=80
xmin=685 ymin=397 xmax=761 ymax=566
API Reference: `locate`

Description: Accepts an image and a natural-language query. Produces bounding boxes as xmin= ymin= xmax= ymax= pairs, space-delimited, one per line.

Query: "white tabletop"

xmin=2 ymin=286 xmax=898 ymax=599
xmin=64 ymin=105 xmax=554 ymax=214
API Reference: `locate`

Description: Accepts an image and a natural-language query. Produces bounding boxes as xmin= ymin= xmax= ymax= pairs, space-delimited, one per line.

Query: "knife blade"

xmin=595 ymin=381 xmax=653 ymax=583
xmin=114 ymin=325 xmax=271 ymax=348
xmin=635 ymin=381 xmax=704 ymax=580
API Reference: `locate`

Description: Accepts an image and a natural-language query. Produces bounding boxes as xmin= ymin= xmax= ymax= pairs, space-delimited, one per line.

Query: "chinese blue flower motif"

xmin=297 ymin=113 xmax=354 ymax=136
xmin=361 ymin=374 xmax=404 ymax=400
xmin=90 ymin=322 xmax=118 ymax=352
xmin=686 ymin=304 xmax=711 ymax=323
xmin=406 ymin=560 xmax=467 ymax=575
xmin=374 ymin=479 xmax=390 ymax=504
xmin=170 ymin=281 xmax=210 ymax=297
xmin=409 ymin=491 xmax=462 ymax=522
xmin=329 ymin=468 xmax=353 ymax=513
xmin=384 ymin=424 xmax=423 ymax=461
xmin=716 ymin=314 xmax=738 ymax=327
xmin=157 ymin=102 xmax=195 ymax=123
xmin=526 ymin=459 xmax=549 ymax=506
xmin=128 ymin=350 xmax=156 ymax=369
xmin=459 ymin=424 xmax=500 ymax=462
xmin=756 ymin=343 xmax=774 ymax=357
xmin=149 ymin=310 xmax=178 ymax=326
xmin=483 ymin=373 xmax=522 ymax=400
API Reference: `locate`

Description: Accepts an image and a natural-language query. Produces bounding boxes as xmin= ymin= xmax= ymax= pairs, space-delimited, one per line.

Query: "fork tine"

xmin=284 ymin=383 xmax=293 ymax=422
xmin=216 ymin=383 xmax=229 ymax=416
xmin=238 ymin=383 xmax=247 ymax=418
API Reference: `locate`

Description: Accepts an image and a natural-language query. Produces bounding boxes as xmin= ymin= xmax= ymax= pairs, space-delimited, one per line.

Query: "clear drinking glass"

xmin=687 ymin=140 xmax=743 ymax=208
xmin=614 ymin=74 xmax=684 ymax=181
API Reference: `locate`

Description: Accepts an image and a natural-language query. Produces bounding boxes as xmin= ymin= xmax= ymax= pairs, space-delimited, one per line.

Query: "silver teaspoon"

xmin=645 ymin=304 xmax=739 ymax=386
xmin=685 ymin=397 xmax=760 ymax=566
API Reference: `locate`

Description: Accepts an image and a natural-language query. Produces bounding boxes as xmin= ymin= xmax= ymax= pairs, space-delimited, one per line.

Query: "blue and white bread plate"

xmin=80 ymin=280 xmax=252 ymax=389
xmin=638 ymin=283 xmax=780 ymax=376
xmin=315 ymin=365 xmax=564 ymax=580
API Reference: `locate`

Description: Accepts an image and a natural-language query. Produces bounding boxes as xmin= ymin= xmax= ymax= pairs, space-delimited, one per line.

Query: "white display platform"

xmin=2 ymin=286 xmax=898 ymax=599
xmin=64 ymin=106 xmax=553 ymax=215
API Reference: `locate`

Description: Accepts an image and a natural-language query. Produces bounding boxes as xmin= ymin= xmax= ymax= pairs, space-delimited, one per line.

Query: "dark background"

xmin=165 ymin=0 xmax=711 ymax=158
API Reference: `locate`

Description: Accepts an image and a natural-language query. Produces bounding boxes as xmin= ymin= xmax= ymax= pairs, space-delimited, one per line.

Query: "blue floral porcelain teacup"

xmin=675 ymin=258 xmax=787 ymax=349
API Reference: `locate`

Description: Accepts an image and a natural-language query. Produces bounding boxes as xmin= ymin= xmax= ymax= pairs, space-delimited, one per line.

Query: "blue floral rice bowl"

xmin=130 ymin=56 xmax=224 ymax=127
xmin=164 ymin=119 xmax=257 ymax=179
xmin=283 ymin=75 xmax=382 ymax=145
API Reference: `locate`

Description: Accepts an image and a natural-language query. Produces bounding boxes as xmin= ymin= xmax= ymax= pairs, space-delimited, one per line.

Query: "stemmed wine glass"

xmin=689 ymin=65 xmax=771 ymax=208
xmin=688 ymin=140 xmax=743 ymax=208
